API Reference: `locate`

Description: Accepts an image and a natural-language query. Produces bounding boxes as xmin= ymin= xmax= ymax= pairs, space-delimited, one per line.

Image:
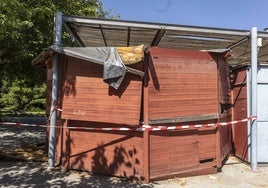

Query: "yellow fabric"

xmin=116 ymin=45 xmax=145 ymax=65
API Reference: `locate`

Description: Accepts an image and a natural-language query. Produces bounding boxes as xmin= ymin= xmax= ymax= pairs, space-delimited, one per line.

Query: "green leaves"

xmin=0 ymin=77 xmax=46 ymax=112
xmin=0 ymin=0 xmax=110 ymax=113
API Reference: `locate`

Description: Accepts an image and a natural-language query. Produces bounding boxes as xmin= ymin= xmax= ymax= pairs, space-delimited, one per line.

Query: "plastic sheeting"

xmin=32 ymin=45 xmax=145 ymax=89
xmin=102 ymin=47 xmax=126 ymax=89
xmin=57 ymin=46 xmax=127 ymax=89
xmin=56 ymin=46 xmax=127 ymax=89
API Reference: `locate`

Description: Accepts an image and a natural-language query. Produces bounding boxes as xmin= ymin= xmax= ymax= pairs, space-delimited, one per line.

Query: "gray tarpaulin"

xmin=61 ymin=46 xmax=126 ymax=89
xmin=32 ymin=45 xmax=144 ymax=89
xmin=43 ymin=46 xmax=127 ymax=89
xmin=102 ymin=47 xmax=126 ymax=89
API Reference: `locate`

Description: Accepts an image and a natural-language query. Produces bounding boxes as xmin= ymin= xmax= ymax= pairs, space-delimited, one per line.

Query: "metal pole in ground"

xmin=251 ymin=27 xmax=258 ymax=171
xmin=48 ymin=11 xmax=62 ymax=170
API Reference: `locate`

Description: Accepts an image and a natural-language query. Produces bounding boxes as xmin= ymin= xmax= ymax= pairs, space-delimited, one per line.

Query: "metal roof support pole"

xmin=251 ymin=27 xmax=258 ymax=171
xmin=48 ymin=11 xmax=62 ymax=170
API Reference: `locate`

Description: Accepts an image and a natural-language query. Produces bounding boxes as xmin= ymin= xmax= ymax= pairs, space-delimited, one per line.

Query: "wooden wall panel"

xmin=149 ymin=131 xmax=170 ymax=177
xmin=232 ymin=68 xmax=248 ymax=160
xmin=45 ymin=57 xmax=54 ymax=117
xmin=149 ymin=130 xmax=199 ymax=179
xmin=147 ymin=48 xmax=218 ymax=122
xmin=198 ymin=128 xmax=217 ymax=161
xmin=169 ymin=130 xmax=199 ymax=173
xmin=66 ymin=120 xmax=145 ymax=180
xmin=217 ymin=123 xmax=232 ymax=167
xmin=61 ymin=57 xmax=143 ymax=125
xmin=217 ymin=57 xmax=231 ymax=104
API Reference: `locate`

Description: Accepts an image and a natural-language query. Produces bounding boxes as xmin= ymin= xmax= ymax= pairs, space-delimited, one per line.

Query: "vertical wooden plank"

xmin=61 ymin=119 xmax=70 ymax=170
xmin=143 ymin=53 xmax=150 ymax=182
xmin=143 ymin=129 xmax=150 ymax=183
xmin=216 ymin=56 xmax=222 ymax=168
xmin=232 ymin=67 xmax=249 ymax=161
xmin=46 ymin=60 xmax=53 ymax=117
xmin=217 ymin=57 xmax=231 ymax=104
xmin=215 ymin=127 xmax=221 ymax=167
xmin=55 ymin=121 xmax=62 ymax=165
xmin=143 ymin=52 xmax=149 ymax=125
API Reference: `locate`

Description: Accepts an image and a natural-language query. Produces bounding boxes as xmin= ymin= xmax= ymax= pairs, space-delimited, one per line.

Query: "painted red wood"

xmin=198 ymin=128 xmax=217 ymax=160
xmin=61 ymin=57 xmax=143 ymax=125
xmin=232 ymin=67 xmax=248 ymax=161
xmin=44 ymin=48 xmax=233 ymax=182
xmin=217 ymin=57 xmax=231 ymax=104
xmin=149 ymin=128 xmax=219 ymax=179
xmin=147 ymin=48 xmax=219 ymax=121
xmin=65 ymin=120 xmax=145 ymax=180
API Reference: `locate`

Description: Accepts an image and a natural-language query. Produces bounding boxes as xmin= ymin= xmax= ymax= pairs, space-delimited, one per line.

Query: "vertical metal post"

xmin=251 ymin=27 xmax=258 ymax=171
xmin=48 ymin=11 xmax=62 ymax=169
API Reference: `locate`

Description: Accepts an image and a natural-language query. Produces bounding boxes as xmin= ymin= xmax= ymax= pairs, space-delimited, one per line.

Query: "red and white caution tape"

xmin=143 ymin=115 xmax=257 ymax=131
xmin=54 ymin=107 xmax=62 ymax=112
xmin=0 ymin=116 xmax=257 ymax=132
xmin=0 ymin=122 xmax=144 ymax=131
xmin=0 ymin=122 xmax=48 ymax=128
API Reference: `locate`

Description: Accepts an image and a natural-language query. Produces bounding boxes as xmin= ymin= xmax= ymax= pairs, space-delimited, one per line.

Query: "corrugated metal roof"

xmin=62 ymin=15 xmax=268 ymax=67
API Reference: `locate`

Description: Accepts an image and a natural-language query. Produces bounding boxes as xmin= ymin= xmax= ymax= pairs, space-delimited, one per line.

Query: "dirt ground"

xmin=1 ymin=116 xmax=268 ymax=188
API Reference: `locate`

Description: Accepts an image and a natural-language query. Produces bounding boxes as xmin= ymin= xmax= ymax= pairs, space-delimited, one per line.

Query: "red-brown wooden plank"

xmin=147 ymin=48 xmax=218 ymax=121
xmin=61 ymin=57 xmax=142 ymax=125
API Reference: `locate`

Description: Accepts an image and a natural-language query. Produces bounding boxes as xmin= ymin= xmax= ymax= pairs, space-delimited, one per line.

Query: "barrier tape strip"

xmin=54 ymin=106 xmax=62 ymax=112
xmin=0 ymin=116 xmax=257 ymax=132
xmin=144 ymin=115 xmax=257 ymax=131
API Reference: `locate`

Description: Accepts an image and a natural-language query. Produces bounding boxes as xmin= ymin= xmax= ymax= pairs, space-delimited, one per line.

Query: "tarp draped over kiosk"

xmin=33 ymin=45 xmax=145 ymax=89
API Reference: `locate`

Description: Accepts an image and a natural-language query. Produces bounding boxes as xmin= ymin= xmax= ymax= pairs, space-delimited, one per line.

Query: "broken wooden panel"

xmin=232 ymin=67 xmax=249 ymax=160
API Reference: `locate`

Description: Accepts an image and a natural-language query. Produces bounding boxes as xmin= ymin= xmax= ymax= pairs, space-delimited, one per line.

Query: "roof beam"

xmin=151 ymin=29 xmax=166 ymax=46
xmin=62 ymin=15 xmax=265 ymax=37
xmin=227 ymin=36 xmax=249 ymax=49
xmin=99 ymin=25 xmax=107 ymax=46
xmin=63 ymin=22 xmax=86 ymax=47
xmin=127 ymin=27 xmax=130 ymax=46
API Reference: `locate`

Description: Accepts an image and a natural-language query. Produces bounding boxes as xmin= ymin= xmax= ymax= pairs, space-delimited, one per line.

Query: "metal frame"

xmin=62 ymin=15 xmax=268 ymax=68
xmin=48 ymin=11 xmax=62 ymax=169
xmin=63 ymin=15 xmax=254 ymax=36
xmin=251 ymin=27 xmax=258 ymax=171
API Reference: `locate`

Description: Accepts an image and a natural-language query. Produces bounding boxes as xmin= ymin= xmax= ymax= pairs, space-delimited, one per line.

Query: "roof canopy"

xmin=63 ymin=15 xmax=268 ymax=67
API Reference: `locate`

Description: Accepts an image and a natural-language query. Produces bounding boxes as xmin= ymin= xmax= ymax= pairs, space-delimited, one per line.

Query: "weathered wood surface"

xmin=232 ymin=68 xmax=248 ymax=161
xmin=61 ymin=57 xmax=143 ymax=125
xmin=147 ymin=48 xmax=219 ymax=121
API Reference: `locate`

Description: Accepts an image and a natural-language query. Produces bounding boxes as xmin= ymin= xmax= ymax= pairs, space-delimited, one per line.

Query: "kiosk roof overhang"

xmin=62 ymin=15 xmax=268 ymax=67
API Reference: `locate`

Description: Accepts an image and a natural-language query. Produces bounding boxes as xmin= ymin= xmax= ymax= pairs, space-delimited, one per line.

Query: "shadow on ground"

xmin=0 ymin=116 xmax=46 ymax=150
xmin=0 ymin=162 xmax=153 ymax=188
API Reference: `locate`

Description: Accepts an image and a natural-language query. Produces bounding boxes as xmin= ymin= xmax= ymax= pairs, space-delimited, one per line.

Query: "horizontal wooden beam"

xmin=148 ymin=113 xmax=219 ymax=124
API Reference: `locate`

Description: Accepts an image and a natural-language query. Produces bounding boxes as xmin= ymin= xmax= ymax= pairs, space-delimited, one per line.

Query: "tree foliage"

xmin=0 ymin=0 xmax=109 ymax=113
